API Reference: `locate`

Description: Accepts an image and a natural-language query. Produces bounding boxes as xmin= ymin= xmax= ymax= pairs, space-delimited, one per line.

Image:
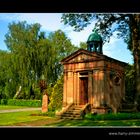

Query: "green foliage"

xmin=34 ymin=87 xmax=42 ymax=100
xmin=61 ymin=14 xmax=131 ymax=43
xmin=85 ymin=113 xmax=140 ymax=120
xmin=61 ymin=14 xmax=94 ymax=32
xmin=125 ymin=64 xmax=135 ymax=102
xmin=47 ymin=30 xmax=78 ymax=83
xmin=0 ymin=21 xmax=77 ymax=100
xmin=7 ymin=99 xmax=42 ymax=107
xmin=0 ymin=50 xmax=17 ymax=99
xmin=79 ymin=42 xmax=87 ymax=49
xmin=39 ymin=111 xmax=55 ymax=117
xmin=0 ymin=99 xmax=8 ymax=105
xmin=48 ymin=75 xmax=63 ymax=111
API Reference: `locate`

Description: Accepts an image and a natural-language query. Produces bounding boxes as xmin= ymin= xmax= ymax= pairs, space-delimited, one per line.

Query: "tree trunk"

xmin=132 ymin=14 xmax=140 ymax=108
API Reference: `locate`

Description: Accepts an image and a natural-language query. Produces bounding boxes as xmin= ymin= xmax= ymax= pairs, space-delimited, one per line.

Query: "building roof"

xmin=61 ymin=49 xmax=128 ymax=67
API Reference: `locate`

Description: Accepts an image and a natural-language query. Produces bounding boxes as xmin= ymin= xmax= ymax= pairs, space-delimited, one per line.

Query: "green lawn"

xmin=0 ymin=110 xmax=49 ymax=126
xmin=0 ymin=105 xmax=38 ymax=110
xmin=0 ymin=110 xmax=140 ymax=126
xmin=0 ymin=105 xmax=140 ymax=127
xmin=45 ymin=119 xmax=140 ymax=127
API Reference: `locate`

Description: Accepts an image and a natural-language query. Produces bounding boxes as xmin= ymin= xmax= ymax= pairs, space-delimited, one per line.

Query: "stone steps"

xmin=63 ymin=112 xmax=80 ymax=115
xmin=61 ymin=105 xmax=83 ymax=120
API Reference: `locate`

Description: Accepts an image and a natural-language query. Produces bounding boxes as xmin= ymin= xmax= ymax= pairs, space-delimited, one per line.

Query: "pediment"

xmin=61 ymin=49 xmax=104 ymax=64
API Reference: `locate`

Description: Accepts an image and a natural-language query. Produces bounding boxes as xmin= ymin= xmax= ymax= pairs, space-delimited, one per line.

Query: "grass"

xmin=45 ymin=119 xmax=140 ymax=127
xmin=84 ymin=112 xmax=140 ymax=120
xmin=0 ymin=105 xmax=38 ymax=110
xmin=45 ymin=113 xmax=140 ymax=127
xmin=0 ymin=110 xmax=49 ymax=126
xmin=0 ymin=105 xmax=140 ymax=127
xmin=1 ymin=110 xmax=140 ymax=126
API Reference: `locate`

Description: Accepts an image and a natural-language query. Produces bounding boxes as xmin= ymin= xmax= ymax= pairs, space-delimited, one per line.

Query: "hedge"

xmin=0 ymin=99 xmax=42 ymax=107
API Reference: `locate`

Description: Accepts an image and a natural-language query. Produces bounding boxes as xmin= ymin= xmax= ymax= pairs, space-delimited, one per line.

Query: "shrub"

xmin=48 ymin=75 xmax=63 ymax=111
xmin=0 ymin=99 xmax=8 ymax=105
xmin=7 ymin=99 xmax=42 ymax=107
xmin=39 ymin=111 xmax=55 ymax=117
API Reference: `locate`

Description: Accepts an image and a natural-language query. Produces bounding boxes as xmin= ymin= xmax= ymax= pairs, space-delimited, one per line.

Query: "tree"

xmin=4 ymin=21 xmax=49 ymax=99
xmin=47 ymin=29 xmax=78 ymax=83
xmin=79 ymin=42 xmax=87 ymax=49
xmin=125 ymin=64 xmax=135 ymax=103
xmin=3 ymin=21 xmax=78 ymax=100
xmin=61 ymin=13 xmax=140 ymax=106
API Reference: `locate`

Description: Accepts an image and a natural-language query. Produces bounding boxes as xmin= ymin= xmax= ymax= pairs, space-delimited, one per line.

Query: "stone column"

xmin=77 ymin=72 xmax=80 ymax=105
xmin=67 ymin=71 xmax=74 ymax=104
xmin=103 ymin=70 xmax=109 ymax=106
xmin=92 ymin=69 xmax=99 ymax=107
xmin=88 ymin=71 xmax=93 ymax=105
xmin=63 ymin=72 xmax=67 ymax=106
xmin=98 ymin=70 xmax=105 ymax=106
xmin=73 ymin=72 xmax=77 ymax=105
xmin=42 ymin=92 xmax=48 ymax=113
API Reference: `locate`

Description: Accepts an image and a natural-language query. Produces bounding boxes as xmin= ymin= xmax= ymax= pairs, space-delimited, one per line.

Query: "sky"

xmin=0 ymin=13 xmax=133 ymax=64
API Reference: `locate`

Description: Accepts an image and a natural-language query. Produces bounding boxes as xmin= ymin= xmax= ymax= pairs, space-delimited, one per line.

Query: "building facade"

xmin=61 ymin=30 xmax=127 ymax=114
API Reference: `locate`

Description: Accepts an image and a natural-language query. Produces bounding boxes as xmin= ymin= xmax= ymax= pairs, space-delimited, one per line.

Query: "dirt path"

xmin=0 ymin=107 xmax=41 ymax=113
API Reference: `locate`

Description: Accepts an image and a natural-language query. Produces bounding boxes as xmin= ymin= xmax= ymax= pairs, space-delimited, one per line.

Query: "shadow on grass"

xmin=45 ymin=119 xmax=140 ymax=127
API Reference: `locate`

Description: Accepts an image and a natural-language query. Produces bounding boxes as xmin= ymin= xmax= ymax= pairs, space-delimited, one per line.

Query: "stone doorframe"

xmin=75 ymin=70 xmax=93 ymax=106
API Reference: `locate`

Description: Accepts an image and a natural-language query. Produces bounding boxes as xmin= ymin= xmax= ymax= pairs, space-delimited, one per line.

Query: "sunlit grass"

xmin=0 ymin=110 xmax=48 ymax=126
xmin=0 ymin=105 xmax=140 ymax=127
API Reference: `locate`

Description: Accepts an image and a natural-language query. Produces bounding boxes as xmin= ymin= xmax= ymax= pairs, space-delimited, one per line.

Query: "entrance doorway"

xmin=79 ymin=76 xmax=88 ymax=105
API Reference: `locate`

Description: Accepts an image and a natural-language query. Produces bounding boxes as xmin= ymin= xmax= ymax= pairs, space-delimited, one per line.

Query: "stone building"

xmin=58 ymin=30 xmax=127 ymax=118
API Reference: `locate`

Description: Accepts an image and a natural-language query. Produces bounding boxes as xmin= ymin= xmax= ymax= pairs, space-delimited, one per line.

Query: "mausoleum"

xmin=57 ymin=30 xmax=127 ymax=119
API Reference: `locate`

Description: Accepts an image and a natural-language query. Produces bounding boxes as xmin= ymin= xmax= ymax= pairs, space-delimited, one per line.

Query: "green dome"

xmin=87 ymin=30 xmax=102 ymax=42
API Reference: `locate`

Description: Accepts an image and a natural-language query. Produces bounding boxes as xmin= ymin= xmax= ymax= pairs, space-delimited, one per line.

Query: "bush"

xmin=84 ymin=113 xmax=140 ymax=120
xmin=7 ymin=99 xmax=42 ymax=107
xmin=39 ymin=111 xmax=55 ymax=117
xmin=0 ymin=99 xmax=8 ymax=105
xmin=48 ymin=75 xmax=63 ymax=111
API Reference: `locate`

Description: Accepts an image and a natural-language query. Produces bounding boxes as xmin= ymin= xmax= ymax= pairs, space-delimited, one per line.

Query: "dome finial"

xmin=92 ymin=28 xmax=97 ymax=33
